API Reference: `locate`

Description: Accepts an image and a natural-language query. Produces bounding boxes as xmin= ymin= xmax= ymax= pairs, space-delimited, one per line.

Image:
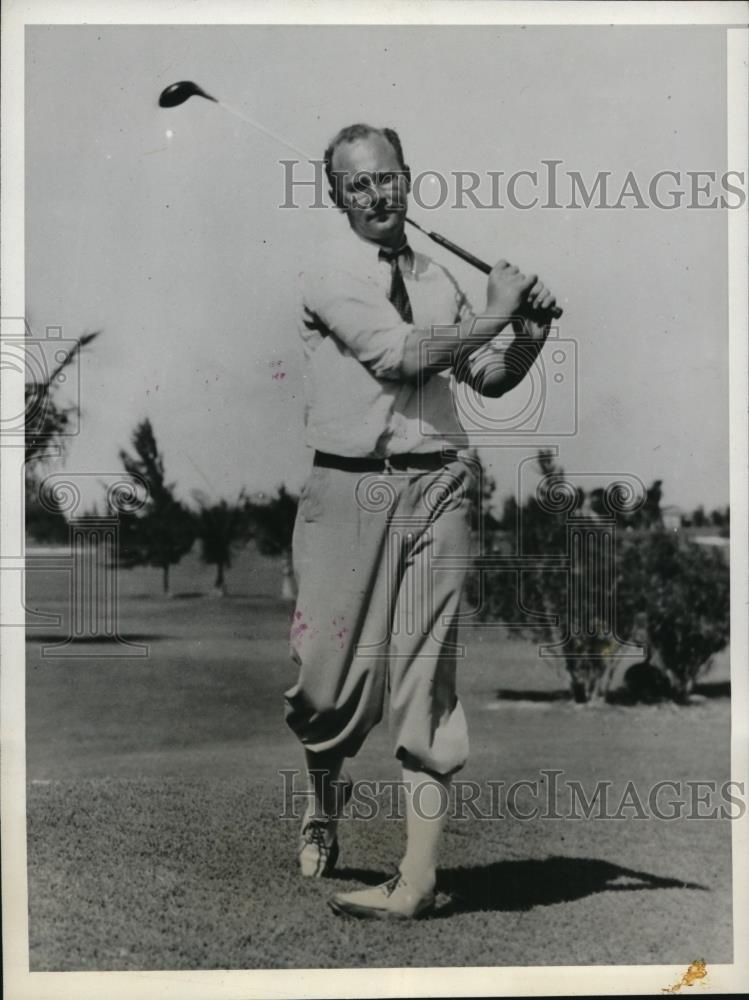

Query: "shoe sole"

xmin=327 ymin=896 xmax=435 ymax=920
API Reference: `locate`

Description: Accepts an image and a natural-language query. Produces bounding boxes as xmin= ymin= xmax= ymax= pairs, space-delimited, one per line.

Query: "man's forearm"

xmin=399 ymin=314 xmax=512 ymax=381
xmin=456 ymin=321 xmax=547 ymax=398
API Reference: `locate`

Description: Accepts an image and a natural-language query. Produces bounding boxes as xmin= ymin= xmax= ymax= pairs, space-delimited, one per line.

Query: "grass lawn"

xmin=24 ymin=547 xmax=733 ymax=970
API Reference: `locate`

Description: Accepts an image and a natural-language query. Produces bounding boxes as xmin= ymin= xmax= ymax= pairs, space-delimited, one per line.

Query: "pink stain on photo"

xmin=331 ymin=616 xmax=349 ymax=649
xmin=291 ymin=609 xmax=309 ymax=641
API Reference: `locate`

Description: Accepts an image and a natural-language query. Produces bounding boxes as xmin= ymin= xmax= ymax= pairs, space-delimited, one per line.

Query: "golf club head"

xmin=158 ymin=81 xmax=218 ymax=108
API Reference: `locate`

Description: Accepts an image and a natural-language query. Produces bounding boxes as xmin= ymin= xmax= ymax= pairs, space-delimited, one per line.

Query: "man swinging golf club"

xmin=284 ymin=123 xmax=559 ymax=919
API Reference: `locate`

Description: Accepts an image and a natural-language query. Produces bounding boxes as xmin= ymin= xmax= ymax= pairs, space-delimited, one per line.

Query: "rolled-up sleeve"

xmin=302 ymin=268 xmax=412 ymax=381
xmin=455 ymin=287 xmax=474 ymax=323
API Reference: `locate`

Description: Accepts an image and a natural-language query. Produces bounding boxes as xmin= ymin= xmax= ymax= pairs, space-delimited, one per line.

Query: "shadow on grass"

xmin=693 ymin=680 xmax=731 ymax=698
xmin=606 ymin=681 xmax=731 ymax=706
xmin=25 ymin=633 xmax=170 ymax=644
xmin=496 ymin=688 xmax=571 ymax=703
xmin=333 ymin=856 xmax=706 ymax=915
xmin=171 ymin=591 xmax=287 ymax=604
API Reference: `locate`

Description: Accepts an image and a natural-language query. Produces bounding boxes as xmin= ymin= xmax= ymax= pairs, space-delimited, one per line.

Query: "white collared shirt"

xmin=298 ymin=227 xmax=473 ymax=457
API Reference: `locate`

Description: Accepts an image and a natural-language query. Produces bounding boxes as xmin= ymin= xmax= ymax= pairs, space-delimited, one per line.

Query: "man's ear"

xmin=403 ymin=165 xmax=412 ymax=194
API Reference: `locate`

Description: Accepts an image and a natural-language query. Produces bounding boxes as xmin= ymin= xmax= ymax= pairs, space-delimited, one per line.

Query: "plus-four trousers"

xmin=284 ymin=457 xmax=472 ymax=777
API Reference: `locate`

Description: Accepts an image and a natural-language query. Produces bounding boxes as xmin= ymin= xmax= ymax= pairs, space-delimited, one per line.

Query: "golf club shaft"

xmin=406 ymin=217 xmax=563 ymax=319
xmin=217 ymin=101 xmax=312 ymax=160
xmin=159 ymin=82 xmax=564 ymax=320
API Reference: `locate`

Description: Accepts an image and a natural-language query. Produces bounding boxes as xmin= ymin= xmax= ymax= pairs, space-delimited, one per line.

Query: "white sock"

xmin=399 ymin=766 xmax=451 ymax=893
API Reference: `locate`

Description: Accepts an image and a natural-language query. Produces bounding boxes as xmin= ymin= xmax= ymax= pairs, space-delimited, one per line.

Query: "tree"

xmin=722 ymin=505 xmax=731 ymax=538
xmin=25 ymin=332 xmax=100 ymax=544
xmin=709 ymin=508 xmax=725 ymax=528
xmin=482 ymin=451 xmax=645 ymax=702
xmin=498 ymin=494 xmax=519 ymax=533
xmin=25 ymin=480 xmax=70 ymax=545
xmin=25 ymin=331 xmax=100 ymax=466
xmin=463 ymin=448 xmax=501 ymax=537
xmin=616 ymin=529 xmax=730 ymax=701
xmin=193 ymin=493 xmax=252 ymax=596
xmin=245 ymin=485 xmax=299 ymax=599
xmin=481 ymin=452 xmax=730 ymax=704
xmin=481 ymin=451 xmax=592 ymax=698
xmin=589 ymin=487 xmax=607 ymax=518
xmin=116 ymin=419 xmax=195 ymax=595
xmin=692 ymin=505 xmax=707 ymax=528
xmin=641 ymin=479 xmax=663 ymax=528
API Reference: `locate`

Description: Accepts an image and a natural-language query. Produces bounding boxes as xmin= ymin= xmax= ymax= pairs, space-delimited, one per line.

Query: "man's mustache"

xmin=358 ymin=188 xmax=408 ymax=212
xmin=368 ymin=198 xmax=407 ymax=214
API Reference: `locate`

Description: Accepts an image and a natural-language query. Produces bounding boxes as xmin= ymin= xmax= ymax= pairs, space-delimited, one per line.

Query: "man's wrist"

xmin=460 ymin=313 xmax=511 ymax=342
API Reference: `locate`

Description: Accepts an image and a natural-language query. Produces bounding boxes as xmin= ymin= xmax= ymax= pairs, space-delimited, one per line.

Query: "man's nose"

xmin=376 ymin=179 xmax=405 ymax=208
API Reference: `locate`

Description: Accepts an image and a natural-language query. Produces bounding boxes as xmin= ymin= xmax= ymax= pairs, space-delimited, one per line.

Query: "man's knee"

xmin=285 ymin=677 xmax=384 ymax=753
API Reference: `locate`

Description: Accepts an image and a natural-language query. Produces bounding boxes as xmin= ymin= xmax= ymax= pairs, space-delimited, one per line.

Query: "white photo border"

xmin=2 ymin=2 xmax=747 ymax=998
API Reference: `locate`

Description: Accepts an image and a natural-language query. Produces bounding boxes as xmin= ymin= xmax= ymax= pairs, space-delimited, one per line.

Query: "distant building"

xmin=661 ymin=504 xmax=684 ymax=532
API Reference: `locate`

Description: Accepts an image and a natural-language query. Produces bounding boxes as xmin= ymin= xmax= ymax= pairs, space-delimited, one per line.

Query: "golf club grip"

xmin=427 ymin=230 xmax=564 ymax=320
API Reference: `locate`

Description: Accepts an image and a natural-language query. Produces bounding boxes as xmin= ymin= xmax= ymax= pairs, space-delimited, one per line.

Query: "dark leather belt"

xmin=313 ymin=450 xmax=459 ymax=473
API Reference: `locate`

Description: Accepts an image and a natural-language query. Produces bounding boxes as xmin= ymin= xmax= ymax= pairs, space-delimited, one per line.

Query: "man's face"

xmin=330 ymin=133 xmax=410 ymax=248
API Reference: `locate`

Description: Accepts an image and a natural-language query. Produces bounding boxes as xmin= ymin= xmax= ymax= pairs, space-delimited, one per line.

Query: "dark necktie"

xmin=379 ymin=244 xmax=414 ymax=324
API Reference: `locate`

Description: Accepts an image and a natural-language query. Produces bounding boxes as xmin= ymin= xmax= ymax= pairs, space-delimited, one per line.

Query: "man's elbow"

xmin=475 ymin=380 xmax=506 ymax=398
xmin=473 ymin=379 xmax=507 ymax=398
xmin=459 ymin=367 xmax=509 ymax=398
xmin=394 ymin=358 xmax=423 ymax=384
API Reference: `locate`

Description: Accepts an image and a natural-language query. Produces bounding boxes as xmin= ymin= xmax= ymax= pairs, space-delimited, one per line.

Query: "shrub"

xmin=617 ymin=530 xmax=730 ymax=702
xmin=476 ymin=453 xmax=729 ymax=703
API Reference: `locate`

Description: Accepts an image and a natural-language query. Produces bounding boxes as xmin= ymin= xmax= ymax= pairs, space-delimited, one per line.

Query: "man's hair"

xmin=323 ymin=123 xmax=408 ymax=208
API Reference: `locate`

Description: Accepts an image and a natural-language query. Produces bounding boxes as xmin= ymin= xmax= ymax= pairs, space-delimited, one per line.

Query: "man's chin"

xmin=365 ymin=212 xmax=405 ymax=242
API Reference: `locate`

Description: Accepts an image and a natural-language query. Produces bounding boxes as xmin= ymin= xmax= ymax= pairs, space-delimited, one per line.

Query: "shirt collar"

xmin=347 ymin=226 xmax=413 ymax=267
xmin=378 ymin=240 xmax=413 ymax=266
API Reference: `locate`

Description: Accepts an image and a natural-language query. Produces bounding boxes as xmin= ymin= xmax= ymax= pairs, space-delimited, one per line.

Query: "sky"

xmin=26 ymin=24 xmax=731 ymax=512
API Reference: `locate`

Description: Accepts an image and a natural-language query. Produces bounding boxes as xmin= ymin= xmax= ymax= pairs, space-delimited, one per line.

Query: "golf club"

xmin=158 ymin=80 xmax=563 ymax=319
xmin=158 ymin=80 xmax=311 ymax=160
